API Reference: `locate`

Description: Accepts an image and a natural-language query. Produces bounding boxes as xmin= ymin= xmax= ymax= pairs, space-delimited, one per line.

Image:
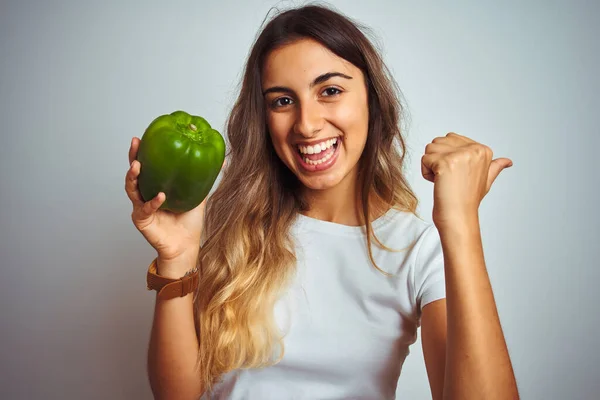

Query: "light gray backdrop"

xmin=1 ymin=0 xmax=598 ymax=399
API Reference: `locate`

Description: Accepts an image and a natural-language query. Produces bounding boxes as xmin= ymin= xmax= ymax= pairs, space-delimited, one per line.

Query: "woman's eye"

xmin=322 ymin=87 xmax=342 ymax=97
xmin=273 ymin=97 xmax=293 ymax=108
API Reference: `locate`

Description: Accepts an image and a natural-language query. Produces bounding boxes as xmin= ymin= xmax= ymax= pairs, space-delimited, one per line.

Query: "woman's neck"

xmin=300 ymin=171 xmax=389 ymax=227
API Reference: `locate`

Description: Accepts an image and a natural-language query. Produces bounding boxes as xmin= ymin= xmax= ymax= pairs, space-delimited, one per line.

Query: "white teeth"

xmin=302 ymin=147 xmax=336 ymax=165
xmin=297 ymin=137 xmax=338 ymax=155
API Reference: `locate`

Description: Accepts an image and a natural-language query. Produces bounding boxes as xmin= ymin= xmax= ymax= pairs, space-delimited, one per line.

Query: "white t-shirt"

xmin=202 ymin=208 xmax=446 ymax=399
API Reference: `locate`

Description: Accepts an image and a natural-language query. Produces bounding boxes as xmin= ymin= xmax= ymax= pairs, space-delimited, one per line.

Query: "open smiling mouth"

xmin=293 ymin=137 xmax=341 ymax=172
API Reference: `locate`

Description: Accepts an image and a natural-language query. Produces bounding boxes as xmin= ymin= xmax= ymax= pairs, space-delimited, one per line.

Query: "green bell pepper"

xmin=136 ymin=110 xmax=226 ymax=213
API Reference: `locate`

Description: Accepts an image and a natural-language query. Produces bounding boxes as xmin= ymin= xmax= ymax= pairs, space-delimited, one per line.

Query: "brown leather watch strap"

xmin=146 ymin=258 xmax=199 ymax=300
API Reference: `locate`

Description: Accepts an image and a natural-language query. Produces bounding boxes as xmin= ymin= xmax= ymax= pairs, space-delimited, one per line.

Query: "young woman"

xmin=125 ymin=5 xmax=519 ymax=400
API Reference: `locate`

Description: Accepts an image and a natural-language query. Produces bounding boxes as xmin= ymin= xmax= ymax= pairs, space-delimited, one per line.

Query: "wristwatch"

xmin=146 ymin=258 xmax=199 ymax=300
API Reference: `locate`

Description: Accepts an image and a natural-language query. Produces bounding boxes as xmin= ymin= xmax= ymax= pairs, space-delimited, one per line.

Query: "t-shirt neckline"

xmin=294 ymin=207 xmax=401 ymax=237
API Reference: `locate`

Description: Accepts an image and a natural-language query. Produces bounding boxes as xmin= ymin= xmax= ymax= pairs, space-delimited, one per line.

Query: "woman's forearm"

xmin=147 ymin=258 xmax=203 ymax=400
xmin=438 ymin=216 xmax=519 ymax=399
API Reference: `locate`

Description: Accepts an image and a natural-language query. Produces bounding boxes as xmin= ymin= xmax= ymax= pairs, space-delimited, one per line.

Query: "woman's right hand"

xmin=125 ymin=136 xmax=207 ymax=275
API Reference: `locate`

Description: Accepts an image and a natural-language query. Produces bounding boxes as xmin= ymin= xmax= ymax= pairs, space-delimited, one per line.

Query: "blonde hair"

xmin=194 ymin=4 xmax=420 ymax=393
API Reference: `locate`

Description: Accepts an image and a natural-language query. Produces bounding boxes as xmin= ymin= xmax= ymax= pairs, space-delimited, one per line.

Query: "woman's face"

xmin=261 ymin=38 xmax=369 ymax=191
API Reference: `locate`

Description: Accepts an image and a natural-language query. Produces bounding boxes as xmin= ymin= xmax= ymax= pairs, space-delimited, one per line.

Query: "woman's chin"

xmin=296 ymin=169 xmax=346 ymax=191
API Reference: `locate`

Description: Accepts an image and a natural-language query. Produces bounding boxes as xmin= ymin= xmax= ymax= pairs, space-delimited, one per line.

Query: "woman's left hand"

xmin=421 ymin=132 xmax=513 ymax=230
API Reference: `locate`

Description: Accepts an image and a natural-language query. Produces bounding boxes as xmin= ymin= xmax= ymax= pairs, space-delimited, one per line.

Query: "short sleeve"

xmin=413 ymin=224 xmax=446 ymax=318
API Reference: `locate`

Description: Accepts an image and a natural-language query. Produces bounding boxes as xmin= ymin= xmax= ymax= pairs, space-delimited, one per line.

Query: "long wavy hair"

xmin=195 ymin=3 xmax=419 ymax=393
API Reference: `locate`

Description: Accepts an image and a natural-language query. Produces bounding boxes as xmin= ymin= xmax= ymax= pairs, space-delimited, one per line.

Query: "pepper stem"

xmin=189 ymin=123 xmax=197 ymax=131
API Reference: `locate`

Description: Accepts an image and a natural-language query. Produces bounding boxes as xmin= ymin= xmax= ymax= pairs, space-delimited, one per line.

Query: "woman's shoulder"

xmin=373 ymin=208 xmax=442 ymax=267
xmin=373 ymin=206 xmax=435 ymax=237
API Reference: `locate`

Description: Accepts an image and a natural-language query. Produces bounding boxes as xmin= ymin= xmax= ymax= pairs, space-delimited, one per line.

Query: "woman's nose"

xmin=293 ymin=102 xmax=324 ymax=137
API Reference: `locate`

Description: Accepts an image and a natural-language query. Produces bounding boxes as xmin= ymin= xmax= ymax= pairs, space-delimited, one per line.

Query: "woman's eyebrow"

xmin=262 ymin=71 xmax=353 ymax=96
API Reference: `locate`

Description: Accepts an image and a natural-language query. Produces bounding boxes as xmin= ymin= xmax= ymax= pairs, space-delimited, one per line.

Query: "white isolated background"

xmin=1 ymin=0 xmax=598 ymax=399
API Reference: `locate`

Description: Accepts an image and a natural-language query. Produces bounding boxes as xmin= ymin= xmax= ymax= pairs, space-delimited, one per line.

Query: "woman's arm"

xmin=147 ymin=257 xmax=204 ymax=400
xmin=419 ymin=132 xmax=518 ymax=399
xmin=422 ymin=215 xmax=519 ymax=400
